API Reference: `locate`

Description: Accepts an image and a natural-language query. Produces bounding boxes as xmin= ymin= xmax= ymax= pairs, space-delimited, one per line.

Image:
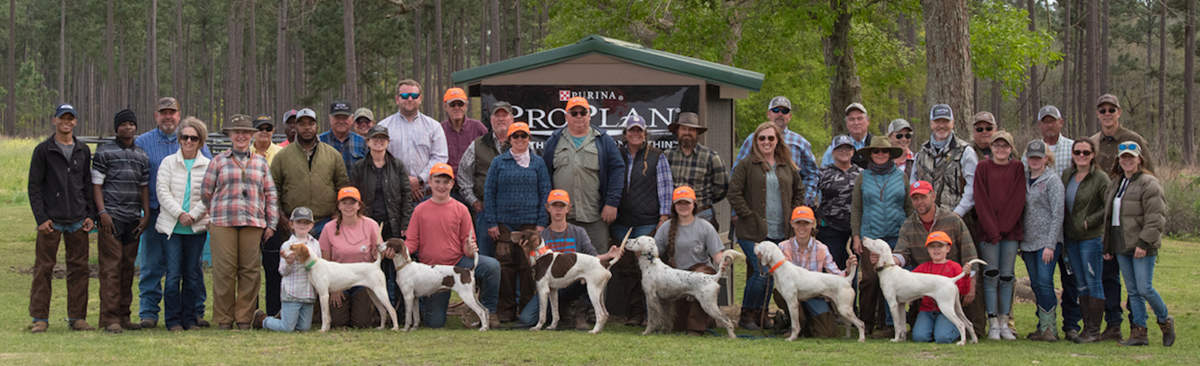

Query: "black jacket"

xmin=349 ymin=152 xmax=413 ymax=236
xmin=29 ymin=134 xmax=95 ymax=225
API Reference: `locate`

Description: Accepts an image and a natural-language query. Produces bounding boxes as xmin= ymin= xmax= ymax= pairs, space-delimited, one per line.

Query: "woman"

xmin=155 ymin=117 xmax=211 ymax=331
xmin=349 ymin=125 xmax=412 ymax=308
xmin=252 ymin=116 xmax=282 ymax=166
xmin=201 ymin=114 xmax=279 ymax=330
xmin=972 ymin=130 xmax=1025 ymax=340
xmin=318 ymin=187 xmax=384 ymax=328
xmin=1062 ymin=138 xmax=1111 ymax=343
xmin=1020 ymin=140 xmax=1065 ymax=341
xmin=611 ymin=116 xmax=673 ymax=326
xmin=815 ymin=135 xmax=860 ymax=270
xmin=1103 ymin=141 xmax=1172 ymax=347
xmin=729 ymin=122 xmax=804 ymax=330
xmin=887 ymin=119 xmax=916 ymax=179
xmin=776 ymin=206 xmax=858 ymax=338
xmin=482 ymin=122 xmax=552 ymax=322
xmin=850 ymin=137 xmax=911 ymax=336
xmin=653 ymin=186 xmax=728 ymax=335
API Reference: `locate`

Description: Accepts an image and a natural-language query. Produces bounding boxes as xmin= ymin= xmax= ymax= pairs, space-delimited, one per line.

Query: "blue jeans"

xmin=419 ymin=255 xmax=500 ymax=328
xmin=980 ymin=240 xmax=1018 ymax=316
xmin=802 ymin=298 xmax=830 ymax=315
xmin=912 ymin=311 xmax=961 ymax=343
xmin=1066 ymin=238 xmax=1105 ymax=300
xmin=517 ymin=282 xmax=587 ymax=327
xmin=738 ymin=238 xmax=777 ymax=310
xmin=1021 ymin=245 xmax=1059 ymax=315
xmin=163 ymin=233 xmax=206 ymax=328
xmin=1116 ymin=254 xmax=1169 ymax=327
xmin=475 ymin=213 xmax=495 ymax=257
xmin=263 ymin=301 xmax=313 ymax=332
xmin=609 ymin=223 xmax=658 ymax=244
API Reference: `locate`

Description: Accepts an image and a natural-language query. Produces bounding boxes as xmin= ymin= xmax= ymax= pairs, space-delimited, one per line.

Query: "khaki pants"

xmin=98 ymin=220 xmax=140 ymax=327
xmin=208 ymin=225 xmax=263 ymax=325
xmin=29 ymin=228 xmax=90 ymax=320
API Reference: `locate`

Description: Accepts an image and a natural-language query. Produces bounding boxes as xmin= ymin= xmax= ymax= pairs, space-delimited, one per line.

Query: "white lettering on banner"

xmin=514 ymin=105 xmax=680 ymax=132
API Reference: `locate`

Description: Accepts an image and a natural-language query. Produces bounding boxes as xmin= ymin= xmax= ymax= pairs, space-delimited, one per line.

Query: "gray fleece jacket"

xmin=1021 ymin=168 xmax=1064 ymax=252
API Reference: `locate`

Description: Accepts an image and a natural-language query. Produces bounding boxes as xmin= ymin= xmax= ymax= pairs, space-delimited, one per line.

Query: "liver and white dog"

xmin=386 ymin=238 xmax=489 ymax=331
xmin=861 ymin=237 xmax=985 ymax=345
xmin=753 ymin=241 xmax=865 ymax=341
xmin=624 ymin=236 xmax=742 ymax=338
xmin=289 ymin=243 xmax=399 ymax=332
xmin=510 ymin=229 xmax=614 ymax=334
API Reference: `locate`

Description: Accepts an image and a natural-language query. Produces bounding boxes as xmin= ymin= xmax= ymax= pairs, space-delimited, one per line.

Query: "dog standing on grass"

xmin=625 ymin=236 xmax=742 ymax=338
xmin=387 ymin=238 xmax=490 ymax=331
xmin=862 ymin=237 xmax=984 ymax=345
xmin=753 ymin=241 xmax=865 ymax=342
xmin=511 ymin=228 xmax=615 ymax=333
xmin=289 ymin=243 xmax=399 ymax=332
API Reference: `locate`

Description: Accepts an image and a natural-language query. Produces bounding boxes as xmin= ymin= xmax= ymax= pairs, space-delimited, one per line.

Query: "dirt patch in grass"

xmin=9 ymin=263 xmax=100 ymax=279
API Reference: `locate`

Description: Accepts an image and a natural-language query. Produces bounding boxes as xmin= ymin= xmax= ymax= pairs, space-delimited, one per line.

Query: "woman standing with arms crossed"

xmin=1062 ymin=139 xmax=1111 ymax=343
xmin=972 ymin=130 xmax=1025 ymax=340
xmin=1103 ymin=141 xmax=1173 ymax=347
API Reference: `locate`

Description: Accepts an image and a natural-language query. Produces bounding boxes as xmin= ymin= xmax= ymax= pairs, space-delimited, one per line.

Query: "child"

xmin=775 ymin=206 xmax=857 ymax=337
xmin=517 ymin=189 xmax=622 ymax=329
xmin=911 ymin=231 xmax=972 ymax=344
xmin=256 ymin=207 xmax=321 ymax=332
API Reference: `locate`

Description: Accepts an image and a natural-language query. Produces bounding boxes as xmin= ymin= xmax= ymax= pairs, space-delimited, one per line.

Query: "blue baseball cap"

xmin=624 ymin=115 xmax=647 ymax=131
xmin=55 ymin=104 xmax=77 ymax=118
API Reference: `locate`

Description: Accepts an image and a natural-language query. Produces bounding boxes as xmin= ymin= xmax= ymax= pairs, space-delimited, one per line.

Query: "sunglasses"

xmin=757 ymin=135 xmax=776 ymax=142
xmin=257 ymin=126 xmax=274 ymax=132
xmin=975 ymin=126 xmax=994 ymax=133
xmin=769 ymin=107 xmax=791 ymax=114
xmin=1117 ymin=143 xmax=1138 ymax=152
xmin=893 ymin=133 xmax=912 ymax=139
xmin=355 ymin=118 xmax=373 ymax=124
xmin=179 ymin=135 xmax=200 ymax=142
xmin=569 ymin=110 xmax=589 ymax=117
xmin=448 ymin=101 xmax=465 ymax=108
xmin=509 ymin=133 xmax=530 ymax=140
xmin=1072 ymin=150 xmax=1093 ymax=156
xmin=1098 ymin=108 xmax=1117 ymax=115
xmin=398 ymin=92 xmax=421 ymax=100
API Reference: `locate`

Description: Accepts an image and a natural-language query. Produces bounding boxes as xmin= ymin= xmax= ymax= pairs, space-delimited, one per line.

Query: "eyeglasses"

xmin=975 ymin=126 xmax=994 ymax=133
xmin=769 ymin=107 xmax=791 ymax=114
xmin=893 ymin=133 xmax=912 ymax=139
xmin=509 ymin=133 xmax=530 ymax=140
xmin=1117 ymin=143 xmax=1138 ymax=152
xmin=448 ymin=101 xmax=465 ymax=108
xmin=1072 ymin=150 xmax=1093 ymax=156
xmin=757 ymin=135 xmax=776 ymax=142
xmin=1099 ymin=108 xmax=1117 ymax=115
xmin=179 ymin=135 xmax=200 ymax=142
xmin=569 ymin=110 xmax=589 ymax=117
xmin=257 ymin=126 xmax=274 ymax=132
xmin=398 ymin=92 xmax=421 ymax=100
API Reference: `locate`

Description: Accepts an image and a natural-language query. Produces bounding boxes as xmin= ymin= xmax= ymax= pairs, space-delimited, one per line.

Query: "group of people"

xmin=26 ymin=80 xmax=1173 ymax=347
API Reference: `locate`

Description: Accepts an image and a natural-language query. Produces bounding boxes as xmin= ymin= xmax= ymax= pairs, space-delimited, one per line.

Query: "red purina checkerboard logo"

xmin=559 ymin=90 xmax=571 ymax=101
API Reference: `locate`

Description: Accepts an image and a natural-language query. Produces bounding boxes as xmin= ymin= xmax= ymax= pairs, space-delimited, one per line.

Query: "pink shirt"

xmin=406 ymin=199 xmax=473 ymax=266
xmin=319 ymin=216 xmax=381 ymax=263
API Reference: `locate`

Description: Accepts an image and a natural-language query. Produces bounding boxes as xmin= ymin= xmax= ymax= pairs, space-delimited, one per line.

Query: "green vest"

xmin=471 ymin=133 xmax=502 ymax=200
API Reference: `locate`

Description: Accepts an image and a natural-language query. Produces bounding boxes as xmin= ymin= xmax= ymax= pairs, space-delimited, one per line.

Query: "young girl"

xmin=911 ymin=231 xmax=972 ymax=344
xmin=1020 ymin=140 xmax=1065 ymax=341
xmin=318 ymin=187 xmax=382 ymax=328
xmin=972 ymin=130 xmax=1026 ymax=340
xmin=777 ymin=206 xmax=857 ymax=338
xmin=654 ymin=186 xmax=728 ymax=335
xmin=258 ymin=207 xmax=321 ymax=332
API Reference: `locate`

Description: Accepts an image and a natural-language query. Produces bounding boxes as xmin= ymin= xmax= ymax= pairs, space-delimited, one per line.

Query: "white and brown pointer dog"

xmin=289 ymin=243 xmax=399 ymax=332
xmin=386 ymin=238 xmax=490 ymax=331
xmin=511 ymin=229 xmax=615 ymax=334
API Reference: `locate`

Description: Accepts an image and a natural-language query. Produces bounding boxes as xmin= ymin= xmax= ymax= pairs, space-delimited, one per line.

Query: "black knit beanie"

xmin=114 ymin=109 xmax=137 ymax=132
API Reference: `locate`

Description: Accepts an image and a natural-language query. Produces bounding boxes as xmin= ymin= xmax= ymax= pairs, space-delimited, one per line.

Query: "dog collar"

xmin=304 ymin=259 xmax=315 ymax=271
xmin=529 ymin=246 xmax=551 ymax=257
xmin=768 ymin=260 xmax=786 ymax=274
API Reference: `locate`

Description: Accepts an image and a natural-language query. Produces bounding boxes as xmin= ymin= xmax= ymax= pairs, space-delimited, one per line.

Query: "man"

xmin=458 ymin=101 xmax=513 ymax=258
xmin=318 ymin=100 xmax=366 ymax=169
xmin=971 ymin=111 xmax=997 ymax=161
xmin=1019 ymin=104 xmax=1081 ymax=340
xmin=665 ymin=112 xmax=729 ymax=229
xmin=1089 ymin=93 xmax=1148 ymax=341
xmin=279 ymin=109 xmax=298 ymax=147
xmin=252 ymin=115 xmax=283 ymax=166
xmin=27 ymin=104 xmax=97 ymax=333
xmin=542 ymin=96 xmax=626 ymax=252
xmin=265 ymin=107 xmax=350 ymax=317
xmin=887 ymin=119 xmax=916 ymax=179
xmin=135 ymin=97 xmax=212 ymax=329
xmin=440 ymin=87 xmax=488 ymax=173
xmin=378 ymin=79 xmax=449 ymax=201
xmin=734 ymin=96 xmax=818 ymax=206
xmin=886 ymin=180 xmax=984 ymax=337
xmin=352 ymin=107 xmax=376 ymax=137
xmin=821 ymin=102 xmax=874 ymax=168
xmin=93 ymin=109 xmax=151 ymax=333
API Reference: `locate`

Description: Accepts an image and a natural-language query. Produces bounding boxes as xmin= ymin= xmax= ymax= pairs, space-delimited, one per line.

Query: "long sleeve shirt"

xmin=378 ymin=111 xmax=448 ymax=183
xmin=733 ymin=129 xmax=819 ymax=206
xmin=913 ymin=260 xmax=970 ymax=312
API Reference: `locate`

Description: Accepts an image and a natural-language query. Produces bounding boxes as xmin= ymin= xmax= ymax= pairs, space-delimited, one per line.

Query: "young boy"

xmin=93 ymin=109 xmax=151 ymax=333
xmin=517 ymin=190 xmax=622 ymax=329
xmin=256 ymin=207 xmax=321 ymax=332
xmin=911 ymin=231 xmax=973 ymax=344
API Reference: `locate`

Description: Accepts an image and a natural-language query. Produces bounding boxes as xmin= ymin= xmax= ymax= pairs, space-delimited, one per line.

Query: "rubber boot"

xmin=1119 ymin=324 xmax=1148 ymax=346
xmin=738 ymin=308 xmax=761 ymax=331
xmin=1158 ymin=316 xmax=1175 ymax=347
xmin=1074 ymin=296 xmax=1103 ymax=343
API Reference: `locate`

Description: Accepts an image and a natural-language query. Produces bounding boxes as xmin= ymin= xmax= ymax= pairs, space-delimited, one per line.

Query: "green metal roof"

xmin=451 ymin=35 xmax=764 ymax=92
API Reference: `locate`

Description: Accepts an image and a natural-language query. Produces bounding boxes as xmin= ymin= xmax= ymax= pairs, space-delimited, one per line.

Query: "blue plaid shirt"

xmin=318 ymin=131 xmax=366 ymax=169
xmin=135 ymin=128 xmax=212 ymax=209
xmin=625 ymin=149 xmax=675 ymax=216
xmin=733 ymin=129 xmax=819 ymax=206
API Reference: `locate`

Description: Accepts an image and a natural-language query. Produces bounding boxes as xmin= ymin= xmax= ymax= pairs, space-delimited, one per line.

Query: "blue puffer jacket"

xmin=483 ymin=151 xmax=552 ymax=228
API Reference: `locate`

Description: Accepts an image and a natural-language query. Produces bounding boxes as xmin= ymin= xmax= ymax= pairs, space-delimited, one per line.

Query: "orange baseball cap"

xmin=925 ymin=231 xmax=953 ymax=247
xmin=443 ymin=88 xmax=467 ymax=103
xmin=430 ymin=162 xmax=454 ymax=179
xmin=566 ymin=96 xmax=590 ymax=111
xmin=508 ymin=122 xmax=531 ymax=136
xmin=547 ymin=189 xmax=570 ymax=205
xmin=672 ymin=186 xmax=696 ymax=203
xmin=337 ymin=187 xmax=361 ymax=202
xmin=790 ymin=206 xmax=815 ymax=223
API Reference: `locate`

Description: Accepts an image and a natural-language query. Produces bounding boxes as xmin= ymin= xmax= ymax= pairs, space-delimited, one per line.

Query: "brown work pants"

xmin=98 ymin=220 xmax=140 ymax=327
xmin=673 ymin=264 xmax=717 ymax=333
xmin=29 ymin=227 xmax=90 ymax=321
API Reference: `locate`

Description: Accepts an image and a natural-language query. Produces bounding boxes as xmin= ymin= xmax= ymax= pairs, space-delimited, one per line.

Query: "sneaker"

xmin=69 ymin=319 xmax=96 ymax=331
xmin=998 ymin=315 xmax=1016 ymax=340
xmin=104 ymin=323 xmax=123 ymax=334
xmin=29 ymin=321 xmax=49 ymax=333
xmin=139 ymin=318 xmax=158 ymax=329
xmin=987 ymin=318 xmax=1002 ymax=340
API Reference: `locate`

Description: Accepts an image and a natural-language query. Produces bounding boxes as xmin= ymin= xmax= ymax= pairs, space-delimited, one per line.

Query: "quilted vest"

xmin=617 ymin=145 xmax=663 ymax=226
xmin=471 ymin=133 xmax=502 ymax=200
xmin=913 ymin=136 xmax=970 ymax=212
xmin=859 ymin=168 xmax=908 ymax=239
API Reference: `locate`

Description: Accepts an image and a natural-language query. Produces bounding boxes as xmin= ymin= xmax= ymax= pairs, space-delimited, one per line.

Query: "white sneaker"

xmin=998 ymin=315 xmax=1017 ymax=340
xmin=987 ymin=317 xmax=1002 ymax=340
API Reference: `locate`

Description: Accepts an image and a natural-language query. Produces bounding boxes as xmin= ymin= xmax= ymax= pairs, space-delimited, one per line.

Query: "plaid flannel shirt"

xmin=734 ymin=129 xmax=819 ymax=206
xmin=318 ymin=131 xmax=367 ymax=169
xmin=201 ymin=151 xmax=279 ymax=229
xmin=779 ymin=237 xmax=844 ymax=275
xmin=278 ymin=235 xmax=320 ymax=302
xmin=665 ymin=144 xmax=729 ymax=209
xmin=625 ymin=149 xmax=675 ymax=216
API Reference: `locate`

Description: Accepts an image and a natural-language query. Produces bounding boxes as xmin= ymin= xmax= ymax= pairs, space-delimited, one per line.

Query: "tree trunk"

xmin=922 ymin=0 xmax=974 ymax=135
xmin=413 ymin=3 xmax=423 ymax=97
xmin=226 ymin=0 xmax=244 ymax=121
xmin=490 ymin=0 xmax=501 ymax=62
xmin=277 ymin=0 xmax=289 ymax=117
xmin=1027 ymin=0 xmax=1039 ymax=122
xmin=435 ymin=0 xmax=444 ymax=97
xmin=344 ymin=0 xmax=359 ymax=103
xmin=723 ymin=0 xmax=748 ymax=66
xmin=514 ymin=0 xmax=522 ymax=56
xmin=1185 ymin=0 xmax=1196 ymax=165
xmin=1061 ymin=0 xmax=1072 ymax=134
xmin=172 ymin=0 xmax=184 ymax=105
xmin=991 ymin=80 xmax=1002 ymax=118
xmin=1100 ymin=0 xmax=1110 ymax=92
xmin=149 ymin=0 xmax=159 ymax=106
xmin=59 ymin=0 xmax=65 ymax=101
xmin=6 ymin=0 xmax=14 ymax=133
xmin=1159 ymin=0 xmax=1167 ymax=149
xmin=480 ymin=2 xmax=487 ymax=64
xmin=1086 ymin=0 xmax=1099 ymax=133
xmin=826 ymin=0 xmax=859 ymax=135
xmin=247 ymin=0 xmax=258 ymax=113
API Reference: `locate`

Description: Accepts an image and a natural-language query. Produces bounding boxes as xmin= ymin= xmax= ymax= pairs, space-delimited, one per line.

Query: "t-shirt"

xmin=1065 ymin=177 xmax=1080 ymax=215
xmin=370 ymin=165 xmax=389 ymax=222
xmin=540 ymin=224 xmax=597 ymax=255
xmin=405 ymin=199 xmax=474 ymax=266
xmin=318 ymin=216 xmax=381 ymax=263
xmin=173 ymin=158 xmax=197 ymax=234
xmin=913 ymin=260 xmax=970 ymax=312
xmin=653 ymin=218 xmax=724 ymax=270
xmin=56 ymin=140 xmax=74 ymax=161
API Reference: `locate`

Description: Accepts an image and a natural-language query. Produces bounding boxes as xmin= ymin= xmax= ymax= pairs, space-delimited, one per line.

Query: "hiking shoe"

xmin=488 ymin=312 xmax=500 ymax=329
xmin=168 ymin=325 xmax=184 ymax=332
xmin=29 ymin=321 xmax=49 ymax=333
xmin=139 ymin=318 xmax=158 ymax=329
xmin=104 ymin=323 xmax=123 ymax=334
xmin=195 ymin=318 xmax=211 ymax=328
xmin=69 ymin=319 xmax=96 ymax=331
xmin=120 ymin=320 xmax=142 ymax=331
xmin=252 ymin=310 xmax=267 ymax=329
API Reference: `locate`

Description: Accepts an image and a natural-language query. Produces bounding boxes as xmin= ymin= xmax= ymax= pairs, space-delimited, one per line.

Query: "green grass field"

xmin=0 ymin=138 xmax=1196 ymax=365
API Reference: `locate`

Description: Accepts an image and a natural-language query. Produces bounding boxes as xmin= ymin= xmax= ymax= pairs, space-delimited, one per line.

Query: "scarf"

xmin=868 ymin=160 xmax=896 ymax=175
xmin=513 ymin=149 xmax=531 ymax=168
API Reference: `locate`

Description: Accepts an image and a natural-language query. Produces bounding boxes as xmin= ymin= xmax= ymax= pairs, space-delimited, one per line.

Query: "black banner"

xmin=480 ymin=85 xmax=700 ymax=152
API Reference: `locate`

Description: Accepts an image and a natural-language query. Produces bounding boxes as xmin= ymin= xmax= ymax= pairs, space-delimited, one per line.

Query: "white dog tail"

xmin=712 ymin=249 xmax=745 ymax=279
xmin=952 ymin=259 xmax=987 ymax=281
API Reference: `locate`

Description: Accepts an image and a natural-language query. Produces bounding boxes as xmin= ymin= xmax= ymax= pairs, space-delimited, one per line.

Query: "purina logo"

xmin=558 ymin=90 xmax=571 ymax=101
xmin=556 ymin=89 xmax=623 ymax=102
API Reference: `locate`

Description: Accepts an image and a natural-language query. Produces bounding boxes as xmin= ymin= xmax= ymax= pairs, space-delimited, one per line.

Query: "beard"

xmin=298 ymin=134 xmax=317 ymax=145
xmin=677 ymin=135 xmax=697 ymax=149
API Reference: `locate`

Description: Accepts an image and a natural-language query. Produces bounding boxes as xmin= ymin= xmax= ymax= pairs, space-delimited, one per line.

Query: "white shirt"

xmin=378 ymin=111 xmax=448 ymax=183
